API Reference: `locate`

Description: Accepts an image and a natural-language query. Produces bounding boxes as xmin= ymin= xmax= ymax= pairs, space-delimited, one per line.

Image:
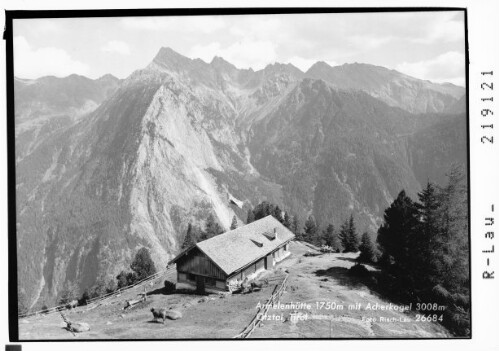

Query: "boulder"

xmin=165 ymin=310 xmax=182 ymax=320
xmin=68 ymin=322 xmax=90 ymax=333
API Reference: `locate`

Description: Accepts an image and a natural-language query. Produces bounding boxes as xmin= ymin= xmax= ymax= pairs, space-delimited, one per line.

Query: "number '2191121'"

xmin=481 ymin=71 xmax=494 ymax=145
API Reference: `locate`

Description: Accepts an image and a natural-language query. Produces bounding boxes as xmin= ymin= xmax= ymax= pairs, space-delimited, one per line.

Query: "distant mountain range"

xmin=14 ymin=47 xmax=467 ymax=308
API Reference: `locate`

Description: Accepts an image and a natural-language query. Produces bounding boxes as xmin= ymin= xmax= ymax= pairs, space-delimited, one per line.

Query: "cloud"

xmin=396 ymin=51 xmax=465 ymax=86
xmin=411 ymin=12 xmax=464 ymax=44
xmin=121 ymin=16 xmax=225 ymax=34
xmin=189 ymin=40 xmax=278 ymax=70
xmin=102 ymin=40 xmax=131 ymax=55
xmin=14 ymin=36 xmax=90 ymax=79
xmin=350 ymin=35 xmax=394 ymax=50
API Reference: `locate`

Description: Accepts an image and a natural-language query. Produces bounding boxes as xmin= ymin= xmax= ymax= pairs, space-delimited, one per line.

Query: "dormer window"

xmin=251 ymin=239 xmax=263 ymax=247
xmin=263 ymin=228 xmax=278 ymax=240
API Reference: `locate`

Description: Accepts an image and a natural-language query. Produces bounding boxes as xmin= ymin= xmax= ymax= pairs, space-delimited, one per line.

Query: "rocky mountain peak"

xmin=263 ymin=62 xmax=304 ymax=78
xmin=152 ymin=47 xmax=194 ymax=71
xmin=97 ymin=73 xmax=120 ymax=83
xmin=210 ymin=56 xmax=237 ymax=71
xmin=306 ymin=61 xmax=333 ymax=73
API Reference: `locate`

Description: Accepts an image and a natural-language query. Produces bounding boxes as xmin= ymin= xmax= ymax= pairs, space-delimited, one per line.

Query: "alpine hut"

xmin=170 ymin=215 xmax=294 ymax=293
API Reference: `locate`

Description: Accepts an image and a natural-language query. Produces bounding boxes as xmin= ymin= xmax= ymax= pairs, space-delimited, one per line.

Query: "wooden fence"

xmin=233 ymin=274 xmax=288 ymax=339
xmin=18 ymin=264 xmax=176 ymax=319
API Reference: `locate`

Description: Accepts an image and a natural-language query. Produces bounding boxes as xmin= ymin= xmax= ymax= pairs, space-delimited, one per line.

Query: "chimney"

xmin=274 ymin=228 xmax=278 ymax=240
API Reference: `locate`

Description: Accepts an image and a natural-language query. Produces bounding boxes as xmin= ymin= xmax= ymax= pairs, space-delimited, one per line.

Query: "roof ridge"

xmin=193 ymin=215 xmax=295 ymax=275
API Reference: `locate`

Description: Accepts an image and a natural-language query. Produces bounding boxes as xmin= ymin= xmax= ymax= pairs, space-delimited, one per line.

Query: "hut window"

xmin=256 ymin=259 xmax=265 ymax=270
xmin=187 ymin=273 xmax=196 ymax=282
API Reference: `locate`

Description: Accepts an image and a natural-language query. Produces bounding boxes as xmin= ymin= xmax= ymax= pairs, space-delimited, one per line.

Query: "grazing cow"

xmin=151 ymin=308 xmax=168 ymax=323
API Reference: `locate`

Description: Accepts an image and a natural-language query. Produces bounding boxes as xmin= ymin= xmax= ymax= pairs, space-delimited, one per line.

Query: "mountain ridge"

xmin=15 ymin=46 xmax=467 ymax=309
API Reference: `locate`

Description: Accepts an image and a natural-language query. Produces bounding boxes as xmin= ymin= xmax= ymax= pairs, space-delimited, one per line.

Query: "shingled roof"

xmin=191 ymin=215 xmax=294 ymax=276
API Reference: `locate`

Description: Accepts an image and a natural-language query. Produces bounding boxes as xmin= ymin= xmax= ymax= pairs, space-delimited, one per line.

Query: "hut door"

xmin=196 ymin=275 xmax=205 ymax=294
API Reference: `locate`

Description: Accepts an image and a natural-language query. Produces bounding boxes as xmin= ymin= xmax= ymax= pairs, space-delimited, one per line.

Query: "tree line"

xmin=181 ymin=213 xmax=226 ymax=250
xmin=371 ymin=165 xmax=469 ymax=336
xmin=187 ymin=200 xmax=368 ymax=256
xmin=246 ymin=200 xmax=371 ymax=255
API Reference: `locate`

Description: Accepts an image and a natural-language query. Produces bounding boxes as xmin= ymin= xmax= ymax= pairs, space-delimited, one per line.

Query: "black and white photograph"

xmin=8 ymin=8 xmax=473 ymax=341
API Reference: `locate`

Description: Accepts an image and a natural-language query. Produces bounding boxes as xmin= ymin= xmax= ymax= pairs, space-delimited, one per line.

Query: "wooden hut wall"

xmin=176 ymin=248 xmax=226 ymax=280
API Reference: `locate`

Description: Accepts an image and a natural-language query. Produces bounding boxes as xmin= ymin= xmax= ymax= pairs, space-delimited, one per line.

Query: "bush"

xmin=79 ymin=290 xmax=90 ymax=306
xmin=116 ymin=270 xmax=138 ymax=289
xmin=59 ymin=281 xmax=79 ymax=305
xmin=130 ymin=247 xmax=157 ymax=281
xmin=105 ymin=279 xmax=117 ymax=294
xmin=88 ymin=279 xmax=107 ymax=299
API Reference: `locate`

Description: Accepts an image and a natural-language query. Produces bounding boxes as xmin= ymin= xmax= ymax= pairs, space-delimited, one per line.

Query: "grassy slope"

xmin=19 ymin=241 xmax=450 ymax=339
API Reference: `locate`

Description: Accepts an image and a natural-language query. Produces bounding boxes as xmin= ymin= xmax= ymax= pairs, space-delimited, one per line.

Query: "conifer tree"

xmin=205 ymin=213 xmax=224 ymax=239
xmin=283 ymin=212 xmax=292 ymax=229
xmin=323 ymin=223 xmax=343 ymax=252
xmin=376 ymin=190 xmax=418 ymax=268
xmin=375 ymin=167 xmax=470 ymax=336
xmin=437 ymin=164 xmax=469 ymax=292
xmin=273 ymin=205 xmax=283 ymax=223
xmin=182 ymin=223 xmax=196 ymax=250
xmin=116 ymin=271 xmax=129 ymax=289
xmin=340 ymin=214 xmax=360 ymax=252
xmin=331 ymin=231 xmax=343 ymax=252
xmin=291 ymin=215 xmax=301 ymax=239
xmin=303 ymin=215 xmax=318 ymax=244
xmin=247 ymin=208 xmax=255 ymax=224
xmin=130 ymin=247 xmax=157 ymax=281
xmin=322 ymin=223 xmax=334 ymax=246
xmin=358 ymin=232 xmax=378 ymax=263
xmin=230 ymin=215 xmax=238 ymax=230
xmin=253 ymin=201 xmax=272 ymax=221
xmin=413 ymin=181 xmax=442 ymax=287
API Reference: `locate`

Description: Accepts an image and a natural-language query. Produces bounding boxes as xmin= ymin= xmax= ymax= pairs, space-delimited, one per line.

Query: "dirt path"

xmin=19 ymin=241 xmax=451 ymax=339
xmin=250 ymin=242 xmax=450 ymax=338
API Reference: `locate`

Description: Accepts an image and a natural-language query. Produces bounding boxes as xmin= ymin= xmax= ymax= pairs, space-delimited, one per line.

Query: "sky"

xmin=13 ymin=11 xmax=466 ymax=86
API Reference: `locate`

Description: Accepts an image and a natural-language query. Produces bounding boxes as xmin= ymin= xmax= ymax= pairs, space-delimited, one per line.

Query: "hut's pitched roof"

xmin=181 ymin=215 xmax=294 ymax=276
